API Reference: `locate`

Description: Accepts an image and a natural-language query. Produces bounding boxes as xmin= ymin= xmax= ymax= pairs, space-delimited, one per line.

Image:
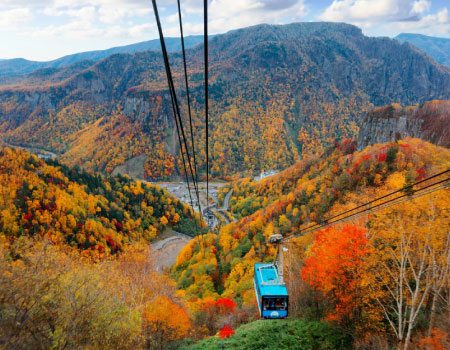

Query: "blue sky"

xmin=1 ymin=0 xmax=449 ymax=61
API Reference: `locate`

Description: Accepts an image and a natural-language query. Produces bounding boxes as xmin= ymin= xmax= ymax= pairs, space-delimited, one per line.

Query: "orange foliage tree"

xmin=416 ymin=328 xmax=449 ymax=350
xmin=301 ymin=224 xmax=371 ymax=323
xmin=142 ymin=296 xmax=191 ymax=350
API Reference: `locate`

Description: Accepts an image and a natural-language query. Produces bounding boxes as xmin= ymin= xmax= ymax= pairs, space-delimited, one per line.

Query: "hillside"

xmin=2 ymin=141 xmax=449 ymax=349
xmin=172 ymin=137 xmax=450 ymax=348
xmin=183 ymin=319 xmax=350 ymax=350
xmin=0 ymin=22 xmax=449 ymax=181
xmin=175 ymin=137 xmax=450 ymax=302
xmin=0 ymin=35 xmax=205 ymax=79
xmin=395 ymin=33 xmax=450 ymax=67
xmin=357 ymin=100 xmax=450 ymax=150
xmin=0 ymin=147 xmax=203 ymax=258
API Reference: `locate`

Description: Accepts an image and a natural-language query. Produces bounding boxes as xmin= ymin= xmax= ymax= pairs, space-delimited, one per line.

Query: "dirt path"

xmin=153 ymin=231 xmax=192 ymax=271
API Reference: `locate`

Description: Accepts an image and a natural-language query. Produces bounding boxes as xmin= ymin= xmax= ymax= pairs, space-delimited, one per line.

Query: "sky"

xmin=0 ymin=0 xmax=449 ymax=61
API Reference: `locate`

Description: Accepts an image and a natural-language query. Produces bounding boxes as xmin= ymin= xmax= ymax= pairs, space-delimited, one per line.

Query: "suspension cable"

xmin=151 ymin=0 xmax=203 ymax=224
xmin=282 ymin=171 xmax=450 ymax=243
xmin=176 ymin=0 xmax=200 ymax=202
xmin=310 ymin=168 xmax=450 ymax=229
xmin=151 ymin=0 xmax=199 ymax=192
xmin=171 ymin=91 xmax=196 ymax=214
xmin=204 ymin=0 xmax=209 ymax=221
xmin=294 ymin=168 xmax=450 ymax=236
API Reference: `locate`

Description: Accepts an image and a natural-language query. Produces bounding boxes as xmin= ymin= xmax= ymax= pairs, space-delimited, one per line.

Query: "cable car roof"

xmin=254 ymin=263 xmax=288 ymax=297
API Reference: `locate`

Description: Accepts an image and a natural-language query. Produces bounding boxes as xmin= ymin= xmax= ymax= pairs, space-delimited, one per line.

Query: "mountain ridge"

xmin=0 ymin=35 xmax=206 ymax=78
xmin=0 ymin=22 xmax=449 ymax=180
xmin=395 ymin=33 xmax=450 ymax=66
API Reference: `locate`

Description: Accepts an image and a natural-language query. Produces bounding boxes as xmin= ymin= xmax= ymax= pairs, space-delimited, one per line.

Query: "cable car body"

xmin=253 ymin=263 xmax=288 ymax=319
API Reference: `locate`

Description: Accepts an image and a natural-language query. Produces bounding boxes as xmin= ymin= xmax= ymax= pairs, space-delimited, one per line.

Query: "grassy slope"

xmin=182 ymin=319 xmax=351 ymax=350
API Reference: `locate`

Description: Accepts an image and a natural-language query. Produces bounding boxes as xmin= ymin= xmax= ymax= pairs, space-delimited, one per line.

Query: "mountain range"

xmin=0 ymin=35 xmax=205 ymax=78
xmin=0 ymin=22 xmax=449 ymax=181
xmin=395 ymin=33 xmax=450 ymax=67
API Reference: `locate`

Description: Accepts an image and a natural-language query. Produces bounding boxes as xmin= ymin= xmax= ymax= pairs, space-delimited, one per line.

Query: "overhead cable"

xmin=151 ymin=0 xmax=203 ymax=224
xmin=204 ymin=0 xmax=210 ymax=222
xmin=177 ymin=0 xmax=200 ymax=200
xmin=283 ymin=170 xmax=450 ymax=243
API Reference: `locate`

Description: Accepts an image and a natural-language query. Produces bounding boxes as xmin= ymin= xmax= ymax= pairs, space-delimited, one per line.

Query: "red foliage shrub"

xmin=416 ymin=168 xmax=425 ymax=180
xmin=215 ymin=298 xmax=237 ymax=314
xmin=376 ymin=153 xmax=387 ymax=162
xmin=219 ymin=325 xmax=235 ymax=339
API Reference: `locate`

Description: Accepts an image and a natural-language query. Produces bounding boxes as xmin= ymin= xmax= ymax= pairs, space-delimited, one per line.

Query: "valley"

xmin=151 ymin=181 xmax=231 ymax=228
xmin=1 ymin=17 xmax=450 ymax=350
xmin=0 ymin=22 xmax=448 ymax=183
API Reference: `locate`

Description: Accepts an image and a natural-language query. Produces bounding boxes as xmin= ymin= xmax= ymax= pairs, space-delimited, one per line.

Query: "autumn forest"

xmin=1 ymin=20 xmax=450 ymax=350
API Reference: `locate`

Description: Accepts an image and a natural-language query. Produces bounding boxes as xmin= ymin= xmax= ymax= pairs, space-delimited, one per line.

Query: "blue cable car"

xmin=253 ymin=263 xmax=288 ymax=319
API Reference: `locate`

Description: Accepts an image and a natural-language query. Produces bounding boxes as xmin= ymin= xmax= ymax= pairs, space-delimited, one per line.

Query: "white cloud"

xmin=26 ymin=20 xmax=154 ymax=40
xmin=165 ymin=12 xmax=179 ymax=24
xmin=27 ymin=21 xmax=103 ymax=39
xmin=2 ymin=0 xmax=156 ymax=42
xmin=411 ymin=0 xmax=431 ymax=15
xmin=1 ymin=0 xmax=306 ymax=44
xmin=103 ymin=22 xmax=154 ymax=38
xmin=98 ymin=6 xmax=151 ymax=24
xmin=384 ymin=7 xmax=450 ymax=36
xmin=319 ymin=0 xmax=418 ymax=24
xmin=98 ymin=7 xmax=127 ymax=24
xmin=0 ymin=8 xmax=33 ymax=28
xmin=42 ymin=6 xmax=97 ymax=21
xmin=127 ymin=23 xmax=154 ymax=37
xmin=163 ymin=0 xmax=307 ymax=36
xmin=318 ymin=0 xmax=449 ymax=35
xmin=211 ymin=0 xmax=306 ymax=34
xmin=209 ymin=0 xmax=306 ymax=32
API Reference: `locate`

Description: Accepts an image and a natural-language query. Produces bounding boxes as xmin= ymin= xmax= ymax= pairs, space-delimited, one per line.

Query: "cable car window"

xmin=263 ymin=297 xmax=287 ymax=311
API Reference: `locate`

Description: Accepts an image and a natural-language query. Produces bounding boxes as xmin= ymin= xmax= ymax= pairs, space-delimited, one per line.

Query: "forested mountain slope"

xmin=176 ymin=137 xmax=450 ymax=301
xmin=174 ymin=137 xmax=450 ymax=347
xmin=1 ymin=22 xmax=449 ymax=180
xmin=0 ymin=147 xmax=202 ymax=258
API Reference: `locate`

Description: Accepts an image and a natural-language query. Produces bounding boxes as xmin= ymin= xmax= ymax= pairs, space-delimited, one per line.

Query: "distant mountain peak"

xmin=395 ymin=33 xmax=450 ymax=66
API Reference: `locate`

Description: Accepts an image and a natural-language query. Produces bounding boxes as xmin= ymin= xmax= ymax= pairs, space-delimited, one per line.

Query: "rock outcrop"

xmin=357 ymin=100 xmax=450 ymax=150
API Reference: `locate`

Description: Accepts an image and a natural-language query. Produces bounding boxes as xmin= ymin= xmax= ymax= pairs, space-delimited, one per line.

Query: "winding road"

xmin=215 ymin=189 xmax=236 ymax=224
xmin=222 ymin=188 xmax=233 ymax=210
xmin=0 ymin=138 xmax=57 ymax=158
xmin=153 ymin=190 xmax=235 ymax=271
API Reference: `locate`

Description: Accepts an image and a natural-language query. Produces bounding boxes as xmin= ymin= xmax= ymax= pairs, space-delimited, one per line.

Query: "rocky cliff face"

xmin=357 ymin=101 xmax=450 ymax=150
